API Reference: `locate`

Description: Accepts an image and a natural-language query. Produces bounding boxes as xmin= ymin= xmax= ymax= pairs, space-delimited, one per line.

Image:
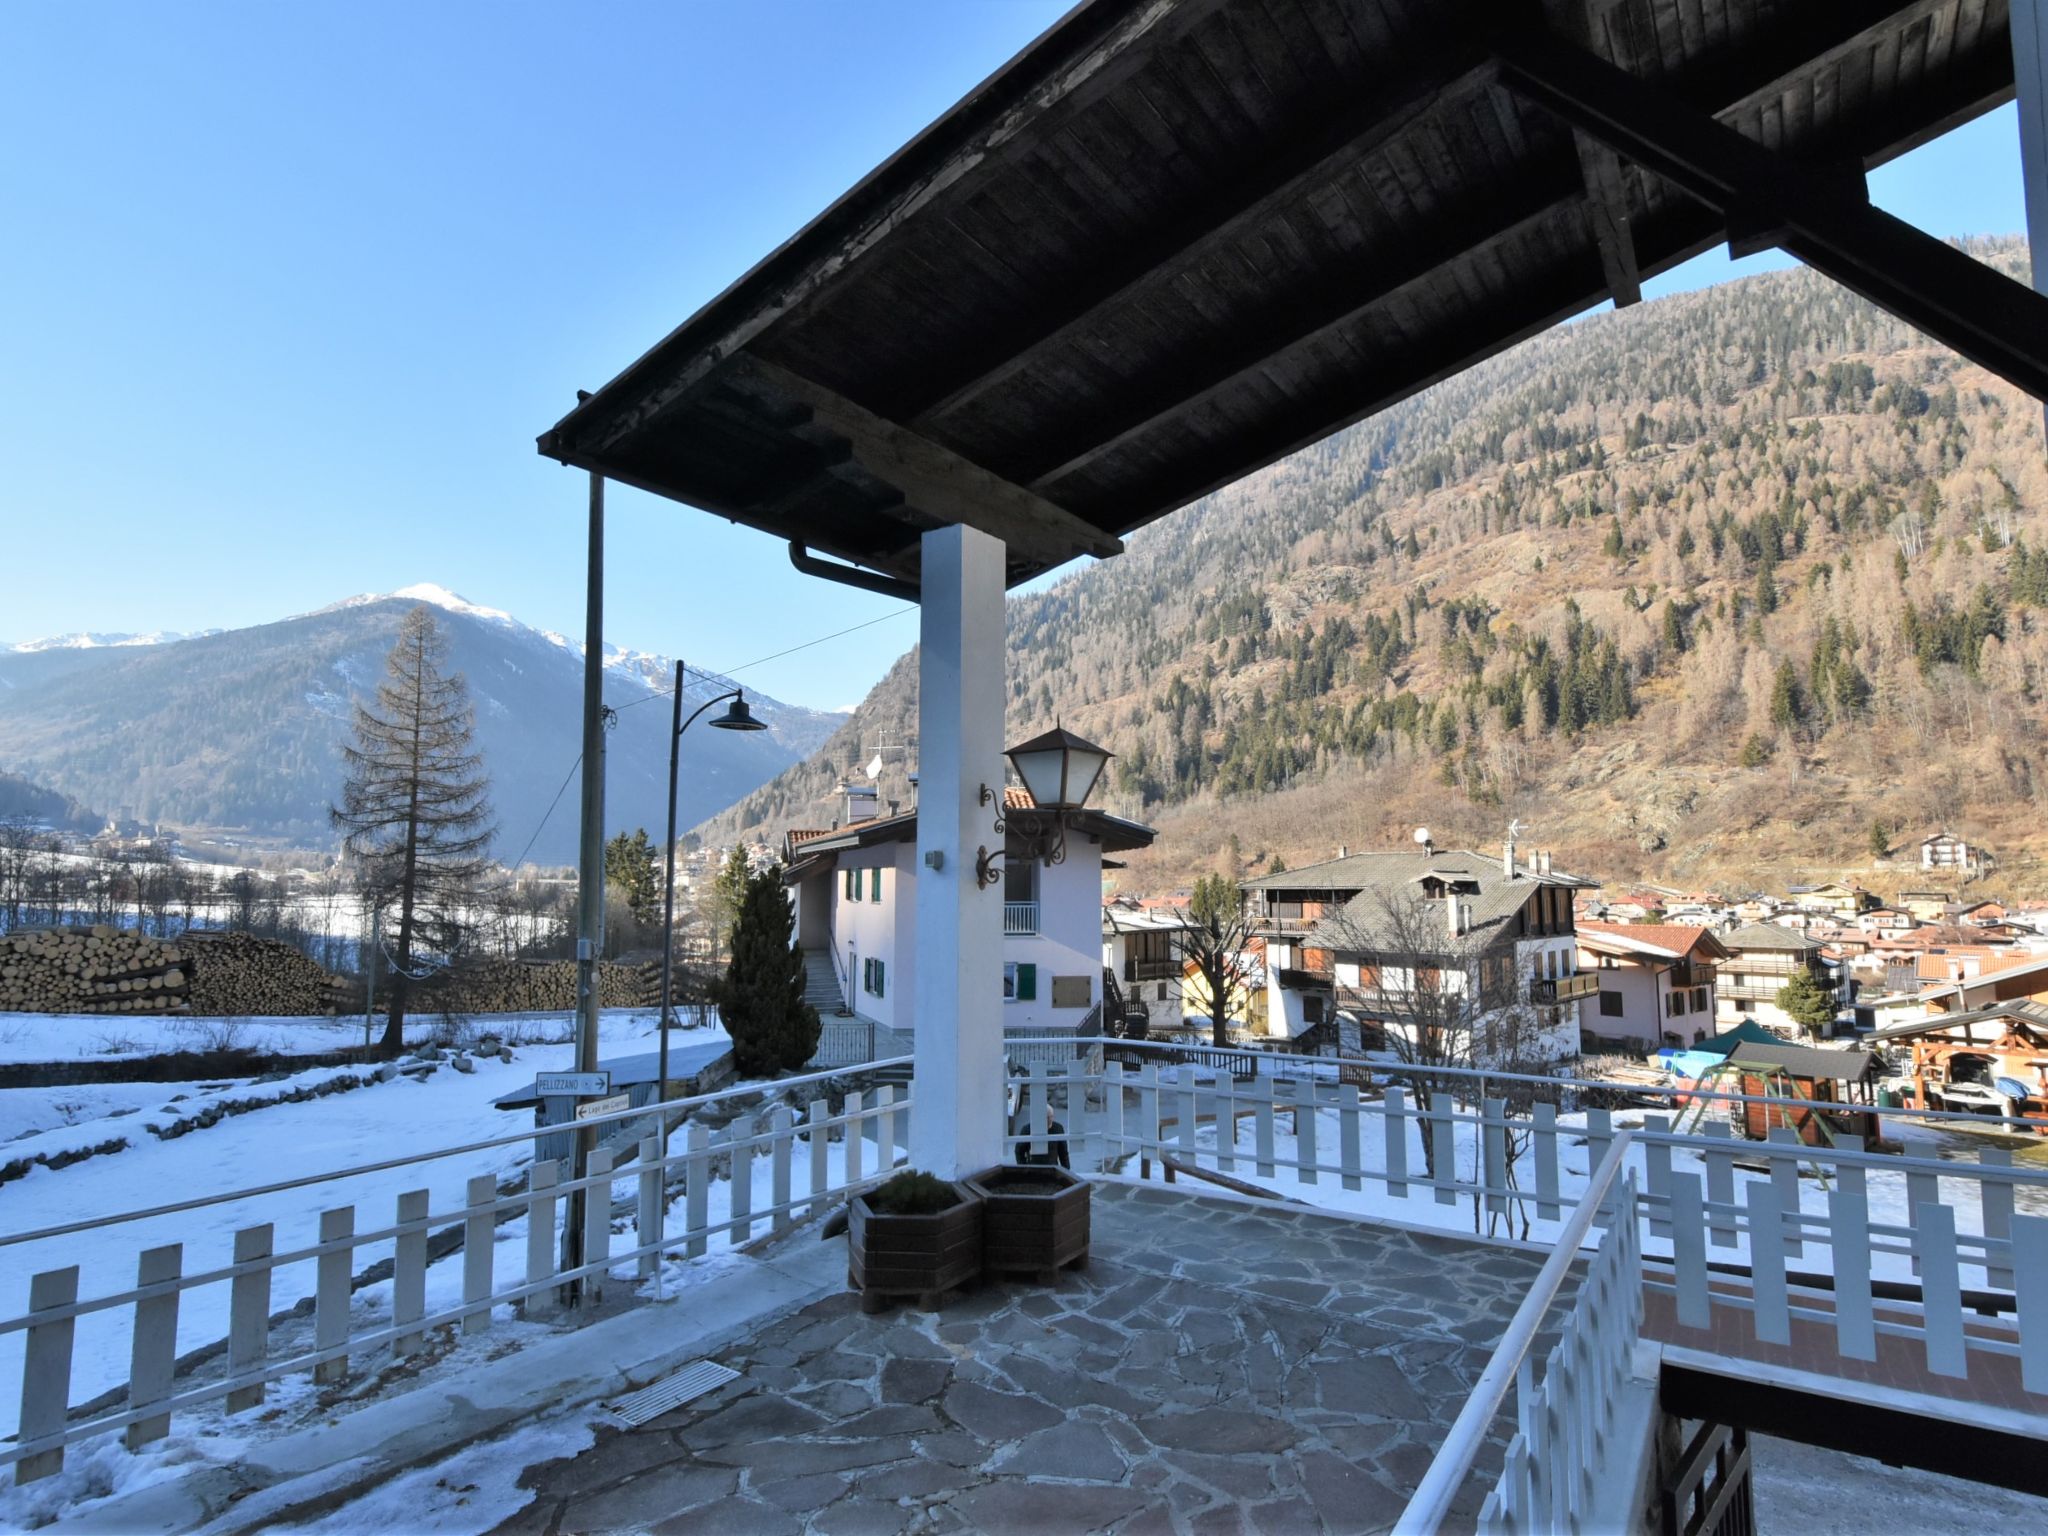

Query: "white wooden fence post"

xmin=1033 ymin=1062 xmax=1052 ymax=1160
xmin=1482 ymin=1097 xmax=1508 ymax=1217
xmin=809 ymin=1099 xmax=831 ymax=1216
xmin=16 ymin=1267 xmax=77 ymax=1484
xmin=638 ymin=1134 xmax=663 ymax=1279
xmin=393 ymin=1190 xmax=428 ymax=1354
xmin=583 ymin=1146 xmax=615 ymax=1301
xmin=1532 ymin=1102 xmax=1561 ymax=1221
xmin=1917 ymin=1201 xmax=1967 ymax=1379
xmin=126 ymin=1244 xmax=181 ymax=1450
xmin=1430 ymin=1096 xmax=1457 ymax=1207
xmin=1337 ymin=1081 xmax=1362 ymax=1192
xmin=1215 ymin=1076 xmax=1237 ymax=1173
xmin=1643 ymin=1115 xmax=1672 ymax=1239
xmin=226 ymin=1224 xmax=272 ymax=1413
xmin=730 ymin=1119 xmax=755 ymax=1244
xmin=1702 ymin=1123 xmax=1737 ymax=1248
xmin=2015 ymin=1214 xmax=2048 ymax=1395
xmin=314 ymin=1205 xmax=354 ymax=1383
xmin=685 ymin=1121 xmax=711 ymax=1260
xmin=1296 ymin=1080 xmax=1320 ymax=1187
xmin=1670 ymin=1172 xmax=1710 ymax=1331
xmin=1984 ymin=1147 xmax=2016 ymax=1290
xmin=463 ymin=1174 xmax=496 ymax=1333
xmin=1140 ymin=1063 xmax=1163 ymax=1174
xmin=525 ymin=1160 xmax=558 ymax=1316
xmin=1831 ymin=1188 xmax=1876 ymax=1362
xmin=772 ymin=1106 xmax=795 ymax=1235
xmin=1745 ymin=1180 xmax=1790 ymax=1347
xmin=884 ymin=1084 xmax=906 ymax=1169
xmin=1105 ymin=1060 xmax=1126 ymax=1169
xmin=844 ymin=1090 xmax=865 ymax=1187
xmin=1177 ymin=1074 xmax=1198 ymax=1164
xmin=1766 ymin=1127 xmax=1803 ymax=1258
xmin=1384 ymin=1086 xmax=1409 ymax=1199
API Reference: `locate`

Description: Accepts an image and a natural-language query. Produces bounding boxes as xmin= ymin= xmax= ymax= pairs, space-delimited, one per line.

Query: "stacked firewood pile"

xmin=433 ymin=958 xmax=662 ymax=1014
xmin=180 ymin=932 xmax=353 ymax=1017
xmin=0 ymin=926 xmax=191 ymax=1014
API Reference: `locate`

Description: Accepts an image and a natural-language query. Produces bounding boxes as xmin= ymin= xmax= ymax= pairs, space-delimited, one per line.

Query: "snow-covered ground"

xmin=0 ymin=1009 xmax=582 ymax=1064
xmin=0 ymin=1010 xmax=740 ymax=1446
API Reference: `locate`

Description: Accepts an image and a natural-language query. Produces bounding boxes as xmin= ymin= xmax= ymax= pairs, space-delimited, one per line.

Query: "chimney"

xmin=841 ymin=781 xmax=879 ymax=826
xmin=1503 ymin=832 xmax=1517 ymax=881
xmin=1446 ymin=891 xmax=1465 ymax=940
xmin=1337 ymin=845 xmax=1348 ymax=859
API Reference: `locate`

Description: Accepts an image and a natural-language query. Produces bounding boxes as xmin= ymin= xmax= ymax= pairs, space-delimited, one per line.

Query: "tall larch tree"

xmin=332 ymin=606 xmax=495 ymax=1055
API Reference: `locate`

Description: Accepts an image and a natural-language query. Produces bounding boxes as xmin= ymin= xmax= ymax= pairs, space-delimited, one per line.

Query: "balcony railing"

xmin=1531 ymin=972 xmax=1600 ymax=1005
xmin=1123 ymin=957 xmax=1178 ymax=982
xmin=1002 ymin=901 xmax=1039 ymax=936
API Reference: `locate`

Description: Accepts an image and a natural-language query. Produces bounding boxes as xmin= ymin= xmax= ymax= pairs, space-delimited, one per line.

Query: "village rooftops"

xmin=1242 ymin=847 xmax=1592 ymax=894
xmin=1286 ymin=848 xmax=1586 ymax=955
xmin=1870 ymin=1000 xmax=2048 ymax=1042
xmin=1725 ymin=1040 xmax=1877 ymax=1082
xmin=1577 ymin=922 xmax=1729 ymax=961
xmin=1722 ymin=921 xmax=1828 ymax=953
xmin=780 ymin=793 xmax=1157 ymax=880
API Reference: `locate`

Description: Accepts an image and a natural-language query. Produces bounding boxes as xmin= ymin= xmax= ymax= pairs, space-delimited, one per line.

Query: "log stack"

xmin=0 ymin=925 xmax=192 ymax=1015
xmin=180 ymin=932 xmax=354 ymax=1017
xmin=434 ymin=958 xmax=662 ymax=1014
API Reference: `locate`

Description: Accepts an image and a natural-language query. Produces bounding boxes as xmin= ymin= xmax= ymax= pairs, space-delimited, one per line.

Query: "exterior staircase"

xmin=801 ymin=948 xmax=849 ymax=1016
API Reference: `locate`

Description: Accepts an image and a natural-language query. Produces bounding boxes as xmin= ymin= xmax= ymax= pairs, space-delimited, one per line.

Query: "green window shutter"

xmin=1016 ymin=963 xmax=1037 ymax=1002
xmin=875 ymin=959 xmax=885 ymax=993
xmin=871 ymin=867 xmax=882 ymax=902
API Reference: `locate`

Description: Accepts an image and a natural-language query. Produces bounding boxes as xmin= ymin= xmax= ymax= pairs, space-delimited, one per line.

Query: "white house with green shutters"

xmin=782 ymin=784 xmax=1155 ymax=1042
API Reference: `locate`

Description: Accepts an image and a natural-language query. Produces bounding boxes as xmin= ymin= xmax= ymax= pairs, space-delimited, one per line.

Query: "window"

xmin=1599 ymin=991 xmax=1624 ymax=1018
xmin=845 ymin=868 xmax=862 ymax=902
xmin=1692 ymin=988 xmax=1707 ymax=1013
xmin=861 ymin=957 xmax=885 ymax=996
xmin=1004 ymin=857 xmax=1036 ymax=904
xmin=1156 ymin=982 xmax=1168 ymax=1002
xmin=870 ymin=867 xmax=882 ymax=902
xmin=1667 ymin=991 xmax=1683 ymax=1017
xmin=1003 ymin=961 xmax=1037 ymax=1002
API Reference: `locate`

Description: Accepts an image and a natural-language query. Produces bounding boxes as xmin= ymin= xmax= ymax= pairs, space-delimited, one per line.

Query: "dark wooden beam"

xmin=903 ymin=48 xmax=1502 ymax=429
xmin=555 ymin=0 xmax=1241 ymax=460
xmin=726 ymin=355 xmax=1125 ymax=568
xmin=1497 ymin=23 xmax=2048 ymax=402
xmin=1566 ymin=0 xmax=1640 ymax=306
xmin=1022 ymin=161 xmax=1586 ymax=493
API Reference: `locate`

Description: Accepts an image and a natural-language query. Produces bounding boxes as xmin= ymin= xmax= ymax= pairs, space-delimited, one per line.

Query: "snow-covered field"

xmin=0 ymin=1009 xmax=581 ymax=1064
xmin=0 ymin=1009 xmax=737 ymax=1448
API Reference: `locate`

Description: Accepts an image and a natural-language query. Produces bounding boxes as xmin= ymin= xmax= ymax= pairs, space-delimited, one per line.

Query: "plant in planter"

xmin=847 ymin=1169 xmax=983 ymax=1313
xmin=965 ymin=1164 xmax=1090 ymax=1282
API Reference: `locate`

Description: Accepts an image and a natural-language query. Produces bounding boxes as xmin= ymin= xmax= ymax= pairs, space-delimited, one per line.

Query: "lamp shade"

xmin=1004 ymin=726 xmax=1112 ymax=811
xmin=711 ymin=694 xmax=768 ymax=731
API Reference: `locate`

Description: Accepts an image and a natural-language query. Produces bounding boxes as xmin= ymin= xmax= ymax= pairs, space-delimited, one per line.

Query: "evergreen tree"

xmin=1660 ymin=599 xmax=1687 ymax=655
xmin=1776 ymin=970 xmax=1836 ymax=1039
xmin=1868 ymin=818 xmax=1890 ymax=860
xmin=331 ymin=606 xmax=495 ymax=1055
xmin=720 ymin=863 xmax=819 ymax=1076
xmin=700 ymin=846 xmax=752 ymax=965
xmin=1768 ymin=661 xmax=1805 ymax=730
xmin=605 ymin=828 xmax=660 ymax=924
xmin=1268 ymin=854 xmax=1288 ymax=875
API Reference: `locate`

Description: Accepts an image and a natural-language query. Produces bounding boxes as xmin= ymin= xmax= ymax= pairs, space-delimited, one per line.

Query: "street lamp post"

xmin=658 ymin=661 xmax=765 ymax=1102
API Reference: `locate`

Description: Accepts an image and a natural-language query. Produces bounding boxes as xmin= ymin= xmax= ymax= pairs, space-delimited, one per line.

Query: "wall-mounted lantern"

xmin=975 ymin=727 xmax=1115 ymax=889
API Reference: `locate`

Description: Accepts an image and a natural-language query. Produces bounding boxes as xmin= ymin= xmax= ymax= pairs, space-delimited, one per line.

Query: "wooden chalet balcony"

xmin=1123 ymin=957 xmax=1178 ymax=983
xmin=1531 ymin=972 xmax=1600 ymax=1005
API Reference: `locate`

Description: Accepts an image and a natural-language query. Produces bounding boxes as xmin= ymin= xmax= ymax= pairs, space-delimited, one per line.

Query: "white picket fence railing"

xmin=1 ymin=1059 xmax=915 ymax=1483
xmin=1396 ymin=1136 xmax=1643 ymax=1535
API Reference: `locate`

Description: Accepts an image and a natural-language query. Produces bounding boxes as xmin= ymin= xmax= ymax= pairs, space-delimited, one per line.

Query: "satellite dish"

xmin=1413 ymin=827 xmax=1432 ymax=847
xmin=865 ymin=754 xmax=885 ymax=780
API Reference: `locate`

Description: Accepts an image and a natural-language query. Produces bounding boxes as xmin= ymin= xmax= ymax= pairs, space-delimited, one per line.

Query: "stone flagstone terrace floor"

xmin=491 ymin=1182 xmax=1571 ymax=1536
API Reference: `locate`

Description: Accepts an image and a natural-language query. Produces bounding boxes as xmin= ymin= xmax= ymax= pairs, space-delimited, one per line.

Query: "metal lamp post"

xmin=658 ymin=662 xmax=766 ymax=1101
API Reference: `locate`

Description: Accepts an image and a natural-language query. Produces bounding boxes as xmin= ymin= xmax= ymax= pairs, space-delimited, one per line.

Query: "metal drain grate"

xmin=605 ymin=1361 xmax=741 ymax=1427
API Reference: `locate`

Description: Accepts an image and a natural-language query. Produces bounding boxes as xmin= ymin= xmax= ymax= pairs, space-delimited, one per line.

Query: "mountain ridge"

xmin=699 ymin=237 xmax=2048 ymax=896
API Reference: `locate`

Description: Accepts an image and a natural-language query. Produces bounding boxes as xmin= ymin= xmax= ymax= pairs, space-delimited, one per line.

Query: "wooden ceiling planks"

xmin=541 ymin=0 xmax=2038 ymax=591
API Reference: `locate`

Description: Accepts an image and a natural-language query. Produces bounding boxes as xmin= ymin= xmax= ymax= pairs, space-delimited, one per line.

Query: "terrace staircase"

xmin=801 ymin=948 xmax=850 ymax=1016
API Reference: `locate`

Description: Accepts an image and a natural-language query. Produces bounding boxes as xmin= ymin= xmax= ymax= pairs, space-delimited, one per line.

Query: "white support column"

xmin=912 ymin=523 xmax=1008 ymax=1180
xmin=2017 ymin=0 xmax=2048 ymax=436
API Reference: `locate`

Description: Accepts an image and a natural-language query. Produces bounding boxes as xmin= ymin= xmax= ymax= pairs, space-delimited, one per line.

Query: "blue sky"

xmin=0 ymin=4 xmax=2032 ymax=711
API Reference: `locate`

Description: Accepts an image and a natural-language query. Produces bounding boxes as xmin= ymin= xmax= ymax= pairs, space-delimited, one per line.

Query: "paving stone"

xmin=944 ymin=1481 xmax=1150 ymax=1536
xmin=915 ymin=1431 xmax=990 ymax=1468
xmin=1113 ymin=1505 xmax=1178 ymax=1536
xmin=834 ymin=1404 xmax=945 ymax=1438
xmin=747 ymin=1471 xmax=848 ymax=1511
xmin=1313 ymin=1357 xmax=1429 ymax=1421
xmin=1189 ymin=1503 xmax=1247 ymax=1536
xmin=798 ymin=1350 xmax=879 ymax=1384
xmin=851 ymin=1455 xmax=975 ymax=1501
xmin=678 ymin=1394 xmax=828 ymax=1449
xmin=1136 ymin=1408 xmax=1299 ymax=1455
xmin=991 ymin=1419 xmax=1127 ymax=1483
xmin=941 ymin=1381 xmax=1064 ymax=1442
xmin=877 ymin=1324 xmax=954 ymax=1360
xmin=647 ymin=1495 xmax=800 ymax=1536
xmin=529 ymin=1428 xmax=689 ymax=1496
xmin=881 ymin=1357 xmax=953 ymax=1404
xmin=1297 ymin=1449 xmax=1407 ymax=1532
xmin=996 ymin=1354 xmax=1148 ymax=1415
xmin=813 ymin=1498 xmax=915 ymax=1536
xmin=1243 ymin=1496 xmax=1322 ymax=1535
xmin=1161 ymin=1451 xmax=1279 ymax=1500
xmin=696 ymin=1435 xmax=922 ymax=1476
xmin=559 ymin=1462 xmax=738 ymax=1531
xmin=1052 ymin=1314 xmax=1128 ymax=1351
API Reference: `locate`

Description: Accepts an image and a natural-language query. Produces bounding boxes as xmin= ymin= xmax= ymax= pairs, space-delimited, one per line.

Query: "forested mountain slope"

xmin=703 ymin=238 xmax=2048 ymax=895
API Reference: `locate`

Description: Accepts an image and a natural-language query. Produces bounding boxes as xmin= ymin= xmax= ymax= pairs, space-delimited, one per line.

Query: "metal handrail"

xmin=1393 ymin=1131 xmax=1637 ymax=1534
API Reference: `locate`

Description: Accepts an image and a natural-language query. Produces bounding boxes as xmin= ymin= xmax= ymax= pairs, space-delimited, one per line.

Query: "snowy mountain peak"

xmin=310 ymin=584 xmax=518 ymax=626
xmin=7 ymin=631 xmax=191 ymax=654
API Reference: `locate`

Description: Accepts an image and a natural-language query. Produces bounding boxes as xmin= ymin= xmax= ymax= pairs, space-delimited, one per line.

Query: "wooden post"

xmin=393 ymin=1189 xmax=428 ymax=1354
xmin=463 ymin=1174 xmax=496 ymax=1334
xmin=226 ymin=1225 xmax=272 ymax=1413
xmin=16 ymin=1267 xmax=78 ymax=1484
xmin=126 ymin=1245 xmax=181 ymax=1450
xmin=314 ymin=1206 xmax=354 ymax=1383
xmin=525 ymin=1161 xmax=558 ymax=1316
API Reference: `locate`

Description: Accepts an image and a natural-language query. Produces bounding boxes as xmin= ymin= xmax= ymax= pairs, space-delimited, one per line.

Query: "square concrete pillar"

xmin=911 ymin=524 xmax=1007 ymax=1179
xmin=2019 ymin=1 xmax=2048 ymax=436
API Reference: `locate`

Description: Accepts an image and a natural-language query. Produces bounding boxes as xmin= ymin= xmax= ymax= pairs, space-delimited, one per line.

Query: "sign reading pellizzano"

xmin=536 ymin=1071 xmax=610 ymax=1097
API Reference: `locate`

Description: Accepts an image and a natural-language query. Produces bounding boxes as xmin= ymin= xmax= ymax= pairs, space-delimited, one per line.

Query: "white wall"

xmin=832 ymin=844 xmax=913 ymax=1034
xmin=1001 ymin=837 xmax=1104 ymax=1034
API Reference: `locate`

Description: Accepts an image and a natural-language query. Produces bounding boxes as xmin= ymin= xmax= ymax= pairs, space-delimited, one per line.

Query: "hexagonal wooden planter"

xmin=847 ymin=1184 xmax=982 ymax=1312
xmin=965 ymin=1165 xmax=1090 ymax=1282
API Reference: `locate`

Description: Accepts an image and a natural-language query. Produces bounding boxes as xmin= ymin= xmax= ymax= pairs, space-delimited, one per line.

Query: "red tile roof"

xmin=1578 ymin=921 xmax=1717 ymax=957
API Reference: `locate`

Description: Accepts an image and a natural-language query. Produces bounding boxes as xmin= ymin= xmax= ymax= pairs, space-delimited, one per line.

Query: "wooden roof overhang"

xmin=540 ymin=0 xmax=2034 ymax=594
